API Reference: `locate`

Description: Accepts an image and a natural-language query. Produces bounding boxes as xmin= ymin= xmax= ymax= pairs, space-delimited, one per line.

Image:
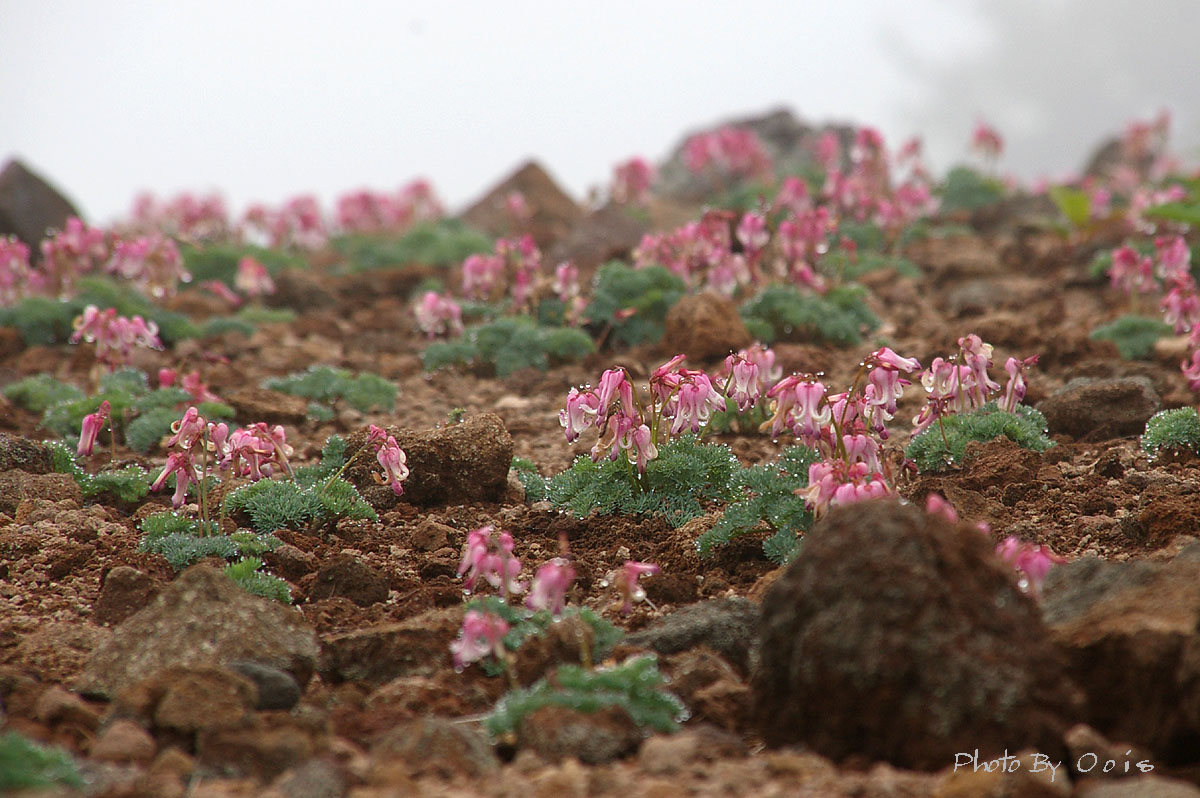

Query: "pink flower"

xmin=999 ymin=355 xmax=1039 ymax=412
xmin=596 ymin=368 xmax=636 ymax=418
xmin=1155 ymin=235 xmax=1191 ymax=281
xmin=152 ymin=450 xmax=198 ymax=508
xmin=736 ymin=212 xmax=769 ymax=256
xmin=1108 ymin=245 xmax=1156 ymax=296
xmin=925 ymin=493 xmax=959 ymax=523
xmin=723 ymin=354 xmax=760 ymax=413
xmin=77 ymin=400 xmax=110 ymax=457
xmin=971 ymin=120 xmax=1004 ymax=160
xmin=767 ymin=376 xmax=830 ymax=445
xmin=0 ymin=236 xmax=34 ymax=305
xmin=612 ymin=561 xmax=659 ymax=615
xmin=995 ymin=536 xmax=1065 ymax=597
xmin=560 ymin=387 xmax=601 ymax=443
xmin=374 ymin=436 xmax=408 ymax=496
xmin=158 ymin=368 xmax=177 ymax=388
xmin=461 ymin=253 xmax=504 ymax=299
xmin=504 ymin=191 xmax=532 ymax=225
xmin=450 ymin=610 xmax=510 ymax=670
xmin=610 ymin=156 xmax=656 ymax=205
xmin=413 ymin=291 xmax=464 ymax=338
xmin=166 ymin=407 xmax=207 ymax=450
xmin=456 ymin=526 xmax=524 ymax=597
xmin=553 ymin=261 xmax=580 ymax=301
xmin=235 ymin=256 xmax=275 ymax=298
xmin=666 ymin=370 xmax=726 ymax=436
xmin=1183 ymin=350 xmax=1200 ymax=392
xmin=627 ymin=422 xmax=658 ymax=474
xmin=526 ymin=557 xmax=576 ymax=615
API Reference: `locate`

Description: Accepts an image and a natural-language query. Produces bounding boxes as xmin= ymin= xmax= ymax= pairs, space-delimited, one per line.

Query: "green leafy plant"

xmin=584 ymin=262 xmax=686 ymax=347
xmin=465 ymin=595 xmax=623 ymax=676
xmin=546 ymin=434 xmax=740 ymax=528
xmin=905 ymin=401 xmax=1054 ymax=473
xmin=48 ymin=439 xmax=151 ymax=502
xmin=138 ymin=510 xmax=285 ymax=573
xmin=939 ymin=165 xmax=1006 ymax=213
xmin=1141 ymin=407 xmax=1200 ymax=460
xmin=332 ymin=219 xmax=492 ymax=270
xmin=225 ymin=556 xmax=292 ymax=602
xmin=2 ymin=374 xmax=85 ymax=414
xmin=483 ymin=655 xmax=686 ymax=740
xmin=511 ymin=457 xmax=547 ymax=502
xmin=1089 ymin=314 xmax=1173 ymax=360
xmin=1048 ymin=185 xmax=1092 ymax=228
xmin=0 ymin=730 xmax=85 ymax=792
xmin=819 ymin=249 xmax=921 ymax=282
xmin=739 ymin=283 xmax=878 ymax=346
xmin=179 ymin=241 xmax=305 ymax=287
xmin=224 ymin=435 xmax=377 ymax=535
xmin=422 ymin=316 xmax=595 ymax=377
xmin=263 ymin=365 xmax=397 ymax=414
xmin=697 ymin=445 xmax=819 ymax=565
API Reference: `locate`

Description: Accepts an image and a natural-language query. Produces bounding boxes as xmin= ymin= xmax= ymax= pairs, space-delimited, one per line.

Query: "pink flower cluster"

xmin=457 ymin=525 xmax=524 ymax=598
xmin=610 ymin=157 xmax=656 ymax=205
xmin=108 ymin=234 xmax=189 ymax=299
xmin=822 ymin=127 xmax=937 ymax=232
xmin=40 ymin=217 xmax=108 ymax=298
xmin=608 ymin=560 xmax=659 ymax=615
xmin=235 ymin=256 xmax=276 ymax=298
xmin=562 ymin=356 xmax=734 ymax=474
xmin=450 ymin=609 xmax=510 ymax=670
xmin=461 ymin=234 xmax=542 ymax=311
xmin=971 ymin=120 xmax=1004 ymax=162
xmin=335 ymin=179 xmax=444 ymax=234
xmin=0 ymin=236 xmax=34 ymax=306
xmin=127 ymin=192 xmax=232 ymax=241
xmin=721 ymin=342 xmax=782 ymax=412
xmin=913 ymin=335 xmax=1038 ymax=434
xmin=413 ymin=291 xmax=464 ymax=338
xmin=243 ymin=195 xmax=328 ymax=251
xmin=70 ymin=305 xmax=163 ymax=370
xmin=682 ymin=126 xmax=773 ymax=183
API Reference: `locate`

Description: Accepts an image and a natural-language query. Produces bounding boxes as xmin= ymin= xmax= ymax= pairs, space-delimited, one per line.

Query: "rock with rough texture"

xmin=226 ymin=386 xmax=310 ymax=427
xmin=0 ymin=433 xmax=53 ymax=473
xmin=372 ymin=717 xmax=499 ymax=779
xmin=113 ymin=665 xmax=257 ymax=735
xmin=306 ymin=554 xmax=389 ymax=607
xmin=345 ymin=413 xmax=513 ymax=508
xmin=270 ymin=759 xmax=346 ymax=798
xmin=624 ymin=597 xmax=758 ymax=675
xmin=1037 ymin=376 xmax=1160 ymax=440
xmin=0 ymin=158 xmax=80 ymax=248
xmin=318 ymin=606 xmax=463 ymax=685
xmin=754 ymin=499 xmax=1078 ymax=771
xmin=77 ymin=565 xmax=319 ymax=698
xmin=515 ymin=704 xmax=644 ymax=764
xmin=0 ymin=471 xmax=80 ymax=515
xmin=1041 ymin=547 xmax=1200 ymax=759
xmin=545 ymin=203 xmax=650 ymax=272
xmin=196 ymin=711 xmax=325 ymax=781
xmin=93 ymin=566 xmax=162 ymax=626
xmin=90 ymin=719 xmax=157 ymax=764
xmin=265 ymin=268 xmax=337 ymax=311
xmin=459 ymin=160 xmax=583 ymax=250
xmin=663 ymin=292 xmax=753 ymax=363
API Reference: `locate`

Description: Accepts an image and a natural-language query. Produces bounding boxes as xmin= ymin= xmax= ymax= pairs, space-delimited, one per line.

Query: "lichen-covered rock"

xmin=0 ymin=471 xmax=80 ymax=515
xmin=516 ymin=704 xmax=644 ymax=764
xmin=78 ymin=565 xmax=319 ymax=698
xmin=372 ymin=717 xmax=499 ymax=779
xmin=345 ymin=413 xmax=513 ymax=508
xmin=0 ymin=433 xmax=53 ymax=474
xmin=623 ymin=598 xmax=758 ymax=675
xmin=318 ymin=606 xmax=463 ymax=685
xmin=753 ymin=499 xmax=1079 ymax=771
xmin=306 ymin=554 xmax=389 ymax=608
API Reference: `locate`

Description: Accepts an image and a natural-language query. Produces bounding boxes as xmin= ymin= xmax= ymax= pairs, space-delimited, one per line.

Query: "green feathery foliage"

xmin=905 ymin=401 xmax=1055 ymax=473
xmin=819 ymin=249 xmax=921 ymax=282
xmin=483 ymin=656 xmax=686 ymax=739
xmin=178 ymin=241 xmax=305 ymax=287
xmin=0 ymin=730 xmax=85 ymax=792
xmin=263 ymin=365 xmax=397 ymax=413
xmin=546 ymin=434 xmax=740 ymax=528
xmin=739 ymin=283 xmax=878 ymax=347
xmin=2 ymin=374 xmax=85 ymax=413
xmin=510 ymin=457 xmax=547 ymax=502
xmin=939 ymin=166 xmax=1006 ymax=213
xmin=1089 ymin=314 xmax=1173 ymax=360
xmin=225 ymin=556 xmax=292 ymax=603
xmin=1142 ymin=407 xmax=1200 ymax=460
xmin=584 ymin=262 xmax=686 ymax=347
xmin=332 ymin=219 xmax=492 ymax=270
xmin=138 ymin=511 xmax=281 ymax=573
xmin=47 ymin=440 xmax=151 ymax=502
xmin=0 ymin=295 xmax=76 ymax=345
xmin=422 ymin=316 xmax=595 ymax=377
xmin=697 ymin=445 xmax=820 ymax=565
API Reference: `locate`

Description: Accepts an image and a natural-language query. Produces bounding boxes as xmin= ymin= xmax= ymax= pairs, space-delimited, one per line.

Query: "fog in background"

xmin=3 ymin=1 xmax=1197 ymax=224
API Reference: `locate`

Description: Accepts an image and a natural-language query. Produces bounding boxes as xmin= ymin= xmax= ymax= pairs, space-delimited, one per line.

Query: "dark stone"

xmin=1037 ymin=376 xmax=1161 ymax=440
xmin=0 ymin=159 xmax=80 ymax=249
xmin=753 ymin=499 xmax=1079 ymax=771
xmin=624 ymin=597 xmax=758 ymax=675
xmin=226 ymin=661 xmax=302 ymax=711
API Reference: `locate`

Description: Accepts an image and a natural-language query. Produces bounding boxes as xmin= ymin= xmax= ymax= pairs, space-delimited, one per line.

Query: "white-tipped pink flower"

xmin=596 ymin=368 xmax=636 ymax=418
xmin=0 ymin=236 xmax=34 ymax=305
xmin=374 ymin=436 xmax=409 ymax=496
xmin=450 ymin=610 xmax=510 ymax=670
xmin=560 ymin=387 xmax=601 ymax=443
xmin=235 ymin=256 xmax=275 ymax=298
xmin=736 ymin=212 xmax=769 ymax=256
xmin=995 ymin=536 xmax=1065 ymax=598
xmin=413 ymin=291 xmax=464 ymax=338
xmin=456 ymin=526 xmax=525 ymax=598
xmin=527 ymin=557 xmax=577 ymax=616
xmin=152 ymin=450 xmax=199 ymax=509
xmin=77 ymin=400 xmax=110 ymax=457
xmin=723 ymin=354 xmax=761 ymax=413
xmin=612 ymin=561 xmax=659 ymax=615
xmin=610 ymin=156 xmax=656 ymax=205
xmin=971 ymin=120 xmax=1004 ymax=161
xmin=999 ymin=355 xmax=1039 ymax=412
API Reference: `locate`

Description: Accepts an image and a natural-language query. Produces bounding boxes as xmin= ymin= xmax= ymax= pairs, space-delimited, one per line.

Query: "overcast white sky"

xmin=3 ymin=1 xmax=1197 ymax=224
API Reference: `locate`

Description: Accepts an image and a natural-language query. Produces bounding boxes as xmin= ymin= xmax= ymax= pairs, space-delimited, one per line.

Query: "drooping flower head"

xmin=450 ymin=610 xmax=510 ymax=670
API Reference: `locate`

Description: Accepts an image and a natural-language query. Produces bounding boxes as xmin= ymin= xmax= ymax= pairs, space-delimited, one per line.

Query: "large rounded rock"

xmin=753 ymin=499 xmax=1078 ymax=771
xmin=459 ymin=160 xmax=583 ymax=250
xmin=0 ymin=159 xmax=80 ymax=248
xmin=345 ymin=413 xmax=513 ymax=508
xmin=663 ymin=292 xmax=752 ymax=363
xmin=77 ymin=565 xmax=319 ymax=699
xmin=1036 ymin=376 xmax=1160 ymax=440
